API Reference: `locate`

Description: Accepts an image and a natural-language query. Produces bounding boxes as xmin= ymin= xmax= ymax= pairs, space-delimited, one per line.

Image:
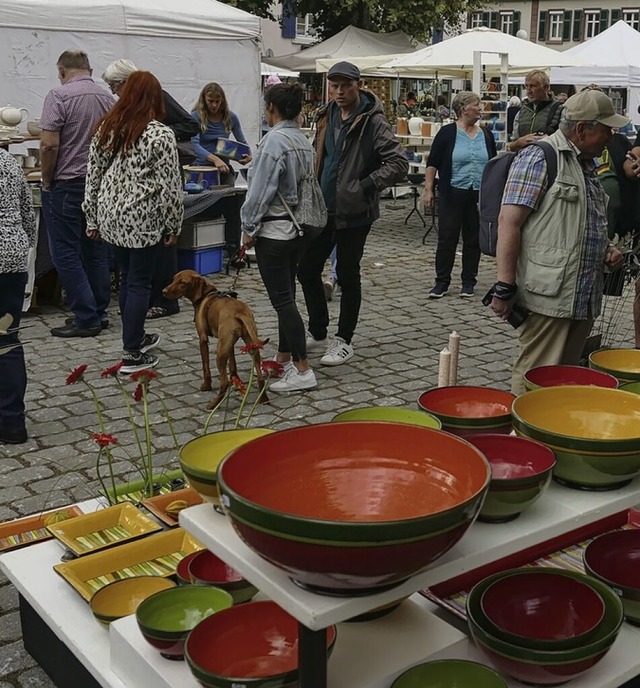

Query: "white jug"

xmin=0 ymin=105 xmax=29 ymax=127
xmin=408 ymin=116 xmax=424 ymax=136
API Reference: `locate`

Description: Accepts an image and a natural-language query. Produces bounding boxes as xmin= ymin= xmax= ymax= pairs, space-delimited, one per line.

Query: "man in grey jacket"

xmin=297 ymin=61 xmax=408 ymax=366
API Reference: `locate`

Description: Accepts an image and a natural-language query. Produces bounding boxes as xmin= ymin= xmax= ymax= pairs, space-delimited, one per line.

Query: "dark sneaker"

xmin=428 ymin=283 xmax=449 ymax=299
xmin=0 ymin=427 xmax=28 ymax=444
xmin=51 ymin=322 xmax=101 ymax=338
xmin=140 ymin=333 xmax=161 ymax=353
xmin=119 ymin=351 xmax=159 ymax=375
xmin=460 ymin=284 xmax=475 ymax=298
xmin=65 ymin=316 xmax=110 ymax=329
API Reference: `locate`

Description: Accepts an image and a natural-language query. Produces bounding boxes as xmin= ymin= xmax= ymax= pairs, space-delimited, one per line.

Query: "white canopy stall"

xmin=552 ymin=21 xmax=640 ymax=125
xmin=0 ymin=0 xmax=262 ymax=144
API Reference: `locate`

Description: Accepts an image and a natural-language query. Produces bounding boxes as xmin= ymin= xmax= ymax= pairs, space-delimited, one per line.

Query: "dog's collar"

xmin=192 ymin=288 xmax=220 ymax=310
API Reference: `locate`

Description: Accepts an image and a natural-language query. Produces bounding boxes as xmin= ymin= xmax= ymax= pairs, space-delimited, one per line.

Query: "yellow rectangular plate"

xmin=54 ymin=529 xmax=205 ymax=601
xmin=0 ymin=506 xmax=83 ymax=552
xmin=141 ymin=487 xmax=204 ymax=527
xmin=47 ymin=503 xmax=162 ymax=556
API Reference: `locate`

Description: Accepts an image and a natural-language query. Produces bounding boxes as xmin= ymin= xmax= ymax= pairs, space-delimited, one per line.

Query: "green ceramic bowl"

xmin=620 ymin=381 xmax=640 ymax=395
xmin=179 ymin=429 xmax=275 ymax=505
xmin=589 ymin=348 xmax=640 ymax=383
xmin=136 ymin=585 xmax=233 ymax=660
xmin=512 ymin=386 xmax=640 ymax=489
xmin=332 ymin=406 xmax=441 ymax=429
xmin=391 ymin=659 xmax=508 ymax=687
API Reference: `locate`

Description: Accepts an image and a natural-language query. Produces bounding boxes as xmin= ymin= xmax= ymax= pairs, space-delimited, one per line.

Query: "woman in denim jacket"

xmin=240 ymin=82 xmax=317 ymax=393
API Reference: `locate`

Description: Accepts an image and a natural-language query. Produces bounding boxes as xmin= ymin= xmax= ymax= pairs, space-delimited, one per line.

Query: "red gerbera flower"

xmin=261 ymin=360 xmax=285 ymax=378
xmin=130 ymin=369 xmax=158 ymax=383
xmin=91 ymin=432 xmax=118 ymax=448
xmin=66 ymin=364 xmax=88 ymax=385
xmin=240 ymin=342 xmax=265 ymax=353
xmin=133 ymin=384 xmax=143 ymax=402
xmin=231 ymin=375 xmax=247 ymax=395
xmin=100 ymin=362 xmax=123 ymax=378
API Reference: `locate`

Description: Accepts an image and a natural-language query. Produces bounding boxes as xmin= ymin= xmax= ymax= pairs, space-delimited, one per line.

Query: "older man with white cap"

xmin=489 ymin=88 xmax=627 ymax=393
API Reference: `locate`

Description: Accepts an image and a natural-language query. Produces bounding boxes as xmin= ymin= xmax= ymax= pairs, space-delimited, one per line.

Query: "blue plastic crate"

xmin=177 ymin=245 xmax=224 ymax=275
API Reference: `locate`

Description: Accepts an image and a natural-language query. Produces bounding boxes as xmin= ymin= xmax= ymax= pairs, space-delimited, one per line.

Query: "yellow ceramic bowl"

xmin=589 ymin=349 xmax=640 ymax=383
xmin=90 ymin=576 xmax=176 ymax=624
xmin=179 ymin=429 xmax=275 ymax=505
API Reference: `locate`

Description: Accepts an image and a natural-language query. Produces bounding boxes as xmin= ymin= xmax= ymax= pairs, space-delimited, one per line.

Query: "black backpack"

xmin=479 ymin=141 xmax=558 ymax=257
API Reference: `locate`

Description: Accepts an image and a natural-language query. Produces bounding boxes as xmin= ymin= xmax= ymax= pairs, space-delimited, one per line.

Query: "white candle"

xmin=448 ymin=331 xmax=460 ymax=386
xmin=438 ymin=347 xmax=451 ymax=387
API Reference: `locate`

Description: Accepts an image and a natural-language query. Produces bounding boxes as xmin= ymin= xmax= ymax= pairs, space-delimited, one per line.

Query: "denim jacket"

xmin=240 ymin=121 xmax=315 ymax=240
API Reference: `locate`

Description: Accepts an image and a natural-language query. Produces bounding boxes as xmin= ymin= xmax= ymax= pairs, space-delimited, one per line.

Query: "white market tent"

xmin=551 ymin=21 xmax=640 ymax=124
xmin=264 ymin=25 xmax=418 ymax=73
xmin=260 ymin=62 xmax=299 ymax=78
xmin=0 ymin=0 xmax=263 ymax=144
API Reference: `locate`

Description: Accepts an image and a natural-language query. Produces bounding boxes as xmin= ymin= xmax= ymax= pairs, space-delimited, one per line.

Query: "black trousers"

xmin=0 ymin=272 xmax=27 ymax=431
xmin=297 ymin=217 xmax=371 ymax=345
xmin=255 ymin=236 xmax=307 ymax=361
xmin=149 ymin=244 xmax=179 ymax=314
xmin=435 ymin=188 xmax=481 ymax=287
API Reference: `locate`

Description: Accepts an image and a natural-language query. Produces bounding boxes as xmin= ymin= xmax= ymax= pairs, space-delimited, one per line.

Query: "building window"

xmin=470 ymin=12 xmax=484 ymax=28
xmin=500 ymin=11 xmax=514 ymax=34
xmin=623 ymin=9 xmax=640 ymax=29
xmin=295 ymin=13 xmax=316 ymax=39
xmin=584 ymin=10 xmax=600 ymax=38
xmin=548 ymin=11 xmax=563 ymax=40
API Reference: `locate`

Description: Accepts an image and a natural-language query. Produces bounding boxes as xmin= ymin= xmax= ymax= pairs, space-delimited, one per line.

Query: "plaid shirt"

xmin=503 ymin=138 xmax=607 ymax=319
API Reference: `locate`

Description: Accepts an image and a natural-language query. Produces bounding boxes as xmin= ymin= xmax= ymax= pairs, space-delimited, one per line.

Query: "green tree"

xmin=225 ymin=0 xmax=487 ymax=42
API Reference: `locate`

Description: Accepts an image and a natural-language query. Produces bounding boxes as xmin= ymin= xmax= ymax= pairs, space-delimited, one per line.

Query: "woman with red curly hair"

xmin=83 ymin=71 xmax=183 ymax=374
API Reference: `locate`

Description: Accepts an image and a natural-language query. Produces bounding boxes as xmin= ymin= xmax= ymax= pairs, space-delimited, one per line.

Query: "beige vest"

xmin=516 ymin=130 xmax=608 ymax=319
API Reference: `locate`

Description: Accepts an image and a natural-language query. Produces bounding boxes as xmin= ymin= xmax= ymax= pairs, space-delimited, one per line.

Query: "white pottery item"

xmin=0 ymin=106 xmax=29 ymax=127
xmin=408 ymin=116 xmax=424 ymax=136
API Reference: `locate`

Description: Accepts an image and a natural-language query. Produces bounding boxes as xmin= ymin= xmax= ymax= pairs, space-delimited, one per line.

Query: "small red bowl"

xmin=187 ymin=550 xmax=258 ymax=604
xmin=524 ymin=365 xmax=618 ymax=390
xmin=185 ymin=600 xmax=337 ymax=687
xmin=176 ymin=551 xmax=201 ymax=586
xmin=480 ymin=570 xmax=605 ymax=649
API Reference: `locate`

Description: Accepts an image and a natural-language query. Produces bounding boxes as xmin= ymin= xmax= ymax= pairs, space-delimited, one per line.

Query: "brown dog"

xmin=163 ymin=270 xmax=268 ymax=409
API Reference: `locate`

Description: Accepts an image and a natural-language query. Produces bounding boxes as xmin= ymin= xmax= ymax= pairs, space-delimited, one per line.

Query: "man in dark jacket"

xmin=509 ymin=70 xmax=563 ymax=152
xmin=297 ymin=61 xmax=408 ymax=366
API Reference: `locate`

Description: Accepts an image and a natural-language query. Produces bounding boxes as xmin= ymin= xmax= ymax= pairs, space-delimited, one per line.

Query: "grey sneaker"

xmin=140 ymin=333 xmax=161 ymax=353
xmin=320 ymin=337 xmax=354 ymax=366
xmin=119 ymin=351 xmax=159 ymax=375
xmin=269 ymin=367 xmax=318 ymax=392
xmin=306 ymin=332 xmax=327 ymax=351
xmin=429 ymin=283 xmax=449 ymax=299
xmin=460 ymin=284 xmax=475 ymax=298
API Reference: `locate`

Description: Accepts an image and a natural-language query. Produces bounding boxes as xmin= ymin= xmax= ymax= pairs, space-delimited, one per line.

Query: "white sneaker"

xmin=320 ymin=337 xmax=354 ymax=366
xmin=272 ymin=354 xmax=295 ymax=375
xmin=323 ymin=277 xmax=336 ymax=302
xmin=269 ymin=367 xmax=318 ymax=393
xmin=306 ymin=332 xmax=327 ymax=351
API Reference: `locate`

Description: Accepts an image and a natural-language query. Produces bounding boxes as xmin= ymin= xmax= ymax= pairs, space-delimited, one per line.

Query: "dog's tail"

xmin=238 ymin=313 xmax=269 ymax=348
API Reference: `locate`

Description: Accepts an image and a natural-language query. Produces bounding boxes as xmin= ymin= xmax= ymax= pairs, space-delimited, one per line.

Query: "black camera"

xmin=482 ymin=288 xmax=529 ymax=329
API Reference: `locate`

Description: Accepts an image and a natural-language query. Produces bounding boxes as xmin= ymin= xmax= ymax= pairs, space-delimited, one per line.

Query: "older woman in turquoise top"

xmin=424 ymin=91 xmax=497 ymax=298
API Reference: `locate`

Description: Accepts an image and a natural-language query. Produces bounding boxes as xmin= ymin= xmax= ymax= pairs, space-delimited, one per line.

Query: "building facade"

xmin=260 ymin=2 xmax=319 ymax=58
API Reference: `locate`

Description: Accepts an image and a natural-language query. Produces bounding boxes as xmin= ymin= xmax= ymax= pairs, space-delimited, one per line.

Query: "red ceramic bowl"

xmin=185 ymin=600 xmax=337 ymax=687
xmin=524 ymin=365 xmax=618 ymax=391
xmin=176 ymin=551 xmax=201 ymax=586
xmin=218 ymin=422 xmax=490 ymax=595
xmin=480 ymin=571 xmax=606 ymax=649
xmin=187 ymin=550 xmax=258 ymax=604
xmin=417 ymin=386 xmax=515 ymax=436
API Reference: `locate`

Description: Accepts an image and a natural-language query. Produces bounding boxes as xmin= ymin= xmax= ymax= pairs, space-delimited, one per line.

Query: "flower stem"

xmin=152 ymin=391 xmax=179 ymax=450
xmin=115 ymin=376 xmax=145 ymax=465
xmin=142 ymin=384 xmax=153 ymax=498
xmin=203 ymin=386 xmax=232 ymax=434
xmin=243 ymin=375 xmax=270 ymax=428
xmin=235 ymin=366 xmax=255 ymax=429
xmin=95 ymin=448 xmax=115 ymax=505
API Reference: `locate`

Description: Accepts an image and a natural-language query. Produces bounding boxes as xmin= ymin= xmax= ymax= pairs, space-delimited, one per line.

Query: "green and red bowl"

xmin=417 ymin=386 xmax=515 ymax=436
xmin=179 ymin=429 xmax=275 ymax=506
xmin=583 ymin=529 xmax=640 ymax=626
xmin=512 ymin=386 xmax=640 ymax=490
xmin=480 ymin=570 xmax=605 ymax=649
xmin=523 ymin=364 xmax=618 ymax=391
xmin=589 ymin=348 xmax=640 ymax=384
xmin=187 ymin=550 xmax=258 ymax=604
xmin=136 ymin=585 xmax=233 ymax=660
xmin=332 ymin=406 xmax=441 ymax=429
xmin=217 ymin=422 xmax=490 ymax=595
xmin=185 ymin=600 xmax=337 ymax=688
xmin=465 ymin=434 xmax=556 ymax=523
xmin=620 ymin=381 xmax=640 ymax=395
xmin=390 ymin=659 xmax=508 ymax=687
xmin=467 ymin=568 xmax=623 ymax=685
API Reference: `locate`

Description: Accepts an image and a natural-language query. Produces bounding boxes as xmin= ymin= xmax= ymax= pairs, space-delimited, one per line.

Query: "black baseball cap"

xmin=327 ymin=61 xmax=360 ymax=81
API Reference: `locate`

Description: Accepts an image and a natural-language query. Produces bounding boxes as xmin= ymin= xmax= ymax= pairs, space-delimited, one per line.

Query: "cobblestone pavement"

xmin=0 ymin=194 xmax=634 ymax=687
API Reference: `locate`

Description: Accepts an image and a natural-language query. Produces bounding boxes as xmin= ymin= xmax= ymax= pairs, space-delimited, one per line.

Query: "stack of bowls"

xmin=467 ymin=568 xmax=624 ymax=685
xmin=217 ymin=422 xmax=490 ymax=595
xmin=417 ymin=386 xmax=515 ymax=436
xmin=179 ymin=429 xmax=274 ymax=506
xmin=523 ymin=364 xmax=618 ymax=391
xmin=185 ymin=600 xmax=337 ymax=687
xmin=583 ymin=529 xmax=640 ymax=626
xmin=512 ymin=386 xmax=640 ymax=490
xmin=331 ymin=406 xmax=441 ymax=428
xmin=589 ymin=349 xmax=640 ymax=384
xmin=187 ymin=549 xmax=258 ymax=604
xmin=89 ymin=576 xmax=176 ymax=624
xmin=466 ymin=434 xmax=556 ymax=523
xmin=391 ymin=659 xmax=507 ymax=687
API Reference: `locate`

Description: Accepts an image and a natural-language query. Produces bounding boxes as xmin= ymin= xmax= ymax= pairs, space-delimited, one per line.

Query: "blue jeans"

xmin=42 ymin=180 xmax=110 ymax=328
xmin=0 ymin=272 xmax=28 ymax=431
xmin=114 ymin=244 xmax=161 ymax=353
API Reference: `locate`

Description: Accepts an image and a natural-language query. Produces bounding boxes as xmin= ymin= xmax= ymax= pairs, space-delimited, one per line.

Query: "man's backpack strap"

xmin=533 ymin=140 xmax=558 ymax=192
